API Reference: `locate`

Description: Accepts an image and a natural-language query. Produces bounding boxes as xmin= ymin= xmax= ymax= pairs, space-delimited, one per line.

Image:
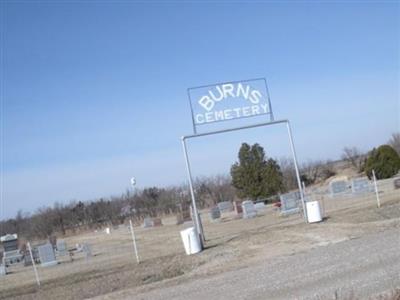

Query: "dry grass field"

xmin=0 ymin=178 xmax=399 ymax=300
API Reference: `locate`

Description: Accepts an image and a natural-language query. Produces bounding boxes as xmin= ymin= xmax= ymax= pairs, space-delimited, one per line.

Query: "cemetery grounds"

xmin=0 ymin=177 xmax=399 ymax=300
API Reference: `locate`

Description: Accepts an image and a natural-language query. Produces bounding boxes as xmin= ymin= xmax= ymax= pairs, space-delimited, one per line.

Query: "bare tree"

xmin=388 ymin=132 xmax=400 ymax=155
xmin=342 ymin=147 xmax=365 ymax=172
xmin=301 ymin=160 xmax=323 ymax=184
xmin=320 ymin=160 xmax=336 ymax=180
xmin=279 ymin=157 xmax=298 ymax=191
xmin=300 ymin=160 xmax=336 ymax=185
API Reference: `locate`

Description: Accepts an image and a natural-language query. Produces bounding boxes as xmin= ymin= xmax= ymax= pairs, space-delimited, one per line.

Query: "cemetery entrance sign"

xmin=188 ymin=78 xmax=274 ymax=133
xmin=182 ymin=78 xmax=307 ymax=249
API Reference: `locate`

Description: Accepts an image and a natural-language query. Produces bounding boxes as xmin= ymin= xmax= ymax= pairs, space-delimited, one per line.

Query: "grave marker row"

xmin=143 ymin=217 xmax=163 ymax=228
xmin=330 ymin=178 xmax=374 ymax=197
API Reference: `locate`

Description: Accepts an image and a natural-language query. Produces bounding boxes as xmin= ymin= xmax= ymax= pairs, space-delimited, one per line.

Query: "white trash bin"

xmin=306 ymin=201 xmax=322 ymax=223
xmin=180 ymin=227 xmax=202 ymax=255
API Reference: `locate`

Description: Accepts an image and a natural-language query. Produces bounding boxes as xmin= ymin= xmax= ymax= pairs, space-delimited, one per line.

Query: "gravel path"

xmin=129 ymin=228 xmax=400 ymax=300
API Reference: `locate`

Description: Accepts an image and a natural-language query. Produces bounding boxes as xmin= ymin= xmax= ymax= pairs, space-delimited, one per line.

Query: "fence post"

xmin=129 ymin=219 xmax=140 ymax=263
xmin=372 ymin=170 xmax=381 ymax=208
xmin=27 ymin=242 xmax=40 ymax=287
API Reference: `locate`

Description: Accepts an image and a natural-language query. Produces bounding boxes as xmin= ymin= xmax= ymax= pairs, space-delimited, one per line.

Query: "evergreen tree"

xmin=364 ymin=145 xmax=400 ymax=179
xmin=230 ymin=143 xmax=284 ymax=199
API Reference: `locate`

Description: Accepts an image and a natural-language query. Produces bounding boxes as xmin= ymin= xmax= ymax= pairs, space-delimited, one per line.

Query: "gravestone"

xmin=56 ymin=240 xmax=68 ymax=256
xmin=152 ymin=218 xmax=163 ymax=227
xmin=351 ymin=178 xmax=372 ymax=194
xmin=176 ymin=209 xmax=192 ymax=225
xmin=3 ymin=250 xmax=23 ymax=265
xmin=217 ymin=201 xmax=233 ymax=213
xmin=242 ymin=201 xmax=257 ymax=219
xmin=234 ymin=201 xmax=243 ymax=214
xmin=82 ymin=243 xmax=92 ymax=259
xmin=176 ymin=213 xmax=184 ymax=225
xmin=75 ymin=243 xmax=83 ymax=252
xmin=280 ymin=191 xmax=300 ymax=215
xmin=0 ymin=264 xmax=6 ymax=276
xmin=209 ymin=207 xmax=221 ymax=221
xmin=143 ymin=217 xmax=153 ymax=228
xmin=38 ymin=243 xmax=57 ymax=267
xmin=1 ymin=234 xmax=18 ymax=252
xmin=24 ymin=251 xmax=33 ymax=266
xmin=182 ymin=210 xmax=192 ymax=222
xmin=254 ymin=202 xmax=266 ymax=212
xmin=330 ymin=180 xmax=349 ymax=196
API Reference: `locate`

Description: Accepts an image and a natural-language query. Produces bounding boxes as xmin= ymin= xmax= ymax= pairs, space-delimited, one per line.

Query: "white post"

xmin=129 ymin=219 xmax=140 ymax=263
xmin=27 ymin=242 xmax=40 ymax=287
xmin=181 ymin=137 xmax=204 ymax=247
xmin=286 ymin=121 xmax=307 ymax=222
xmin=372 ymin=170 xmax=381 ymax=208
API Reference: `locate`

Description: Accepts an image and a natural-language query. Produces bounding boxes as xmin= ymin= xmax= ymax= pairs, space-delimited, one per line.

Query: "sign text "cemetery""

xmin=188 ymin=79 xmax=272 ymax=126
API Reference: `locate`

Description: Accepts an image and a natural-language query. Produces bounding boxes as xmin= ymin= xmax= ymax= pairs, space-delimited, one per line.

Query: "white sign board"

xmin=188 ymin=78 xmax=273 ymax=132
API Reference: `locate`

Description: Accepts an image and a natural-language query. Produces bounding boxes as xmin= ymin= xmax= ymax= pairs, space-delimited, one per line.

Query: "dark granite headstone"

xmin=209 ymin=207 xmax=221 ymax=221
xmin=280 ymin=191 xmax=301 ymax=214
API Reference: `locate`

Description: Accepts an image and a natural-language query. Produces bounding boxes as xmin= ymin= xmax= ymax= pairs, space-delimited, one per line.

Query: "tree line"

xmin=1 ymin=132 xmax=399 ymax=240
xmin=0 ymin=176 xmax=236 ymax=240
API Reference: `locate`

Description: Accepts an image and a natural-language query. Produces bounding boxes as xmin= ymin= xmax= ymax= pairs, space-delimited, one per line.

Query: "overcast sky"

xmin=1 ymin=1 xmax=399 ymax=219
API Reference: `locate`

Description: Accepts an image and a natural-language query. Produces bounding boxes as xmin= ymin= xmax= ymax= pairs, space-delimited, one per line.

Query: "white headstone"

xmin=56 ymin=240 xmax=68 ymax=256
xmin=76 ymin=243 xmax=83 ymax=252
xmin=0 ymin=264 xmax=6 ymax=276
xmin=143 ymin=217 xmax=153 ymax=228
xmin=242 ymin=201 xmax=257 ymax=219
xmin=38 ymin=244 xmax=57 ymax=267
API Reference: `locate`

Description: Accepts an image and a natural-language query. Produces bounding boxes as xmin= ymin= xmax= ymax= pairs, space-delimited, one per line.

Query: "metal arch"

xmin=181 ymin=119 xmax=307 ymax=248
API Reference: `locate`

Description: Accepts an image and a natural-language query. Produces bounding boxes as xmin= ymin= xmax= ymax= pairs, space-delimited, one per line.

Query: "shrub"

xmin=364 ymin=145 xmax=400 ymax=179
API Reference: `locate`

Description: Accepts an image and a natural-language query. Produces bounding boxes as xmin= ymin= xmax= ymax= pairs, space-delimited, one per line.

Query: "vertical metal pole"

xmin=181 ymin=137 xmax=204 ymax=247
xmin=27 ymin=242 xmax=40 ymax=287
xmin=372 ymin=170 xmax=381 ymax=208
xmin=129 ymin=220 xmax=140 ymax=263
xmin=286 ymin=121 xmax=307 ymax=222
